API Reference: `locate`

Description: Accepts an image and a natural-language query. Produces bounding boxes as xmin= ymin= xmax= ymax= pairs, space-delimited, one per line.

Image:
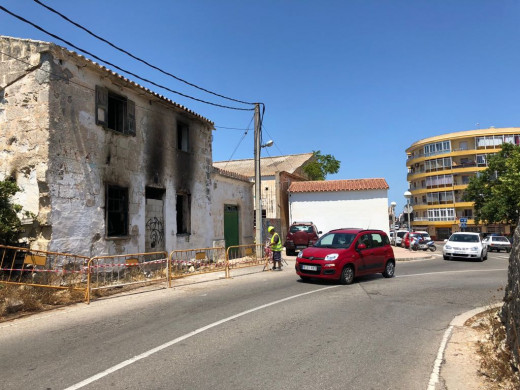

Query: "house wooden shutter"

xmin=125 ymin=99 xmax=136 ymax=136
xmin=95 ymin=85 xmax=108 ymax=127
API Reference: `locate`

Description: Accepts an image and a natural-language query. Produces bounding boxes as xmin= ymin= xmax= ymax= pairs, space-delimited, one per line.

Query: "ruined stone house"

xmin=0 ymin=36 xmax=254 ymax=256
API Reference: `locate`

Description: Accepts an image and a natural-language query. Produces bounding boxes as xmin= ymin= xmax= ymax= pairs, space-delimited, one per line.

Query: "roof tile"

xmin=288 ymin=178 xmax=389 ymax=193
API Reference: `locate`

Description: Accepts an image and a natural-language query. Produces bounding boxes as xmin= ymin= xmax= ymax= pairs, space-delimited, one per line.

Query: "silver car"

xmin=482 ymin=235 xmax=512 ymax=253
xmin=443 ymin=232 xmax=488 ymax=261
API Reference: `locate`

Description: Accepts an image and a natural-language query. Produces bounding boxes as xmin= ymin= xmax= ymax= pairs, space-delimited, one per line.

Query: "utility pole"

xmin=254 ymin=103 xmax=262 ymax=253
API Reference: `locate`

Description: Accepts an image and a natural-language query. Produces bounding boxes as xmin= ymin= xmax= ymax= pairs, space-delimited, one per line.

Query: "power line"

xmin=219 ymin=113 xmax=255 ymax=169
xmin=32 ymin=0 xmax=256 ymax=107
xmin=0 ymin=5 xmax=255 ymax=111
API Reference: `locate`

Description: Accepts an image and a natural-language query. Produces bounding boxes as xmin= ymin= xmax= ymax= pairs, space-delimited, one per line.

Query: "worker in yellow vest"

xmin=268 ymin=226 xmax=283 ymax=270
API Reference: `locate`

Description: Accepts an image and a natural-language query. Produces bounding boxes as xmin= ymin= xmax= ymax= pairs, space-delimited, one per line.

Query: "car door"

xmin=369 ymin=232 xmax=386 ymax=270
xmin=355 ymin=233 xmax=378 ymax=274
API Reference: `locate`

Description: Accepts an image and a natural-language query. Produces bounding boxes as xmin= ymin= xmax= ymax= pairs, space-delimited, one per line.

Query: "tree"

xmin=302 ymin=150 xmax=340 ymax=180
xmin=463 ymin=143 xmax=520 ymax=227
xmin=0 ymin=179 xmax=25 ymax=245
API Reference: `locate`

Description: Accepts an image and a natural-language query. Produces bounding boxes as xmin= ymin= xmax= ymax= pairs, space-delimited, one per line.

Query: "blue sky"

xmin=2 ymin=0 xmax=520 ymax=212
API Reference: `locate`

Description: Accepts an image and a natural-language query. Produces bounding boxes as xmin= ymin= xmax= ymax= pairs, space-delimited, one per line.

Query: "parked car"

xmin=393 ymin=230 xmax=408 ymax=246
xmin=482 ymin=235 xmax=512 ymax=253
xmin=284 ymin=221 xmax=321 ymax=256
xmin=443 ymin=232 xmax=488 ymax=261
xmin=401 ymin=232 xmax=430 ymax=249
xmin=295 ymin=228 xmax=395 ymax=284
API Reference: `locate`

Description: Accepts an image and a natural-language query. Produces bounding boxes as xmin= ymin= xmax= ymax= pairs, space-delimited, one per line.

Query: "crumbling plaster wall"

xmin=1 ymin=37 xmax=215 ymax=256
xmin=0 ymin=37 xmax=52 ymax=249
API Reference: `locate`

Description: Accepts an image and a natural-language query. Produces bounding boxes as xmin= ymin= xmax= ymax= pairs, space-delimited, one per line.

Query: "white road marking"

xmin=64 ymin=285 xmax=340 ymax=390
xmin=63 ymin=268 xmax=508 ymax=390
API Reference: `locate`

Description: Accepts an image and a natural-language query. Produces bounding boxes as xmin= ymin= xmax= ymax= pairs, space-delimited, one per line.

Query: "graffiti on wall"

xmin=146 ymin=217 xmax=164 ymax=249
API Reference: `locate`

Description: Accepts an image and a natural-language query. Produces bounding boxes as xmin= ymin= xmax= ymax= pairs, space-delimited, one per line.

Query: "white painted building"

xmin=288 ymin=179 xmax=390 ymax=236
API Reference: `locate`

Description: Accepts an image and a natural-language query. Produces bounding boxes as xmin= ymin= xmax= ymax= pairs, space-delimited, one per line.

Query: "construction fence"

xmin=0 ymin=243 xmax=271 ymax=304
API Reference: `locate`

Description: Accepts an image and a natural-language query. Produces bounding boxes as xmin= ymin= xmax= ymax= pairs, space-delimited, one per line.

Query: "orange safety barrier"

xmin=86 ymin=251 xmax=168 ymax=303
xmin=0 ymin=244 xmax=90 ymax=298
xmin=168 ymin=247 xmax=227 ymax=286
xmin=225 ymin=243 xmax=267 ymax=277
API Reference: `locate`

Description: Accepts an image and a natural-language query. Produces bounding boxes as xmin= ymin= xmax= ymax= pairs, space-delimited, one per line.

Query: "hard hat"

xmin=268 ymin=226 xmax=274 ymax=233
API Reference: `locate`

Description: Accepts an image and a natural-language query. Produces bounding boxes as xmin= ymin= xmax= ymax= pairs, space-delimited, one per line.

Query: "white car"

xmin=443 ymin=232 xmax=488 ymax=261
xmin=482 ymin=235 xmax=512 ymax=253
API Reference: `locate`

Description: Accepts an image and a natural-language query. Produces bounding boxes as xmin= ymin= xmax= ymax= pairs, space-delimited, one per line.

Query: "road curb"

xmin=428 ymin=302 xmax=504 ymax=390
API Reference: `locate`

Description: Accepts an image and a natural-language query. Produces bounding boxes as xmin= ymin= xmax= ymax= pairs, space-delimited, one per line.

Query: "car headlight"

xmin=324 ymin=253 xmax=339 ymax=261
xmin=445 ymin=245 xmax=452 ymax=250
xmin=471 ymin=246 xmax=479 ymax=251
xmin=297 ymin=251 xmax=303 ymax=259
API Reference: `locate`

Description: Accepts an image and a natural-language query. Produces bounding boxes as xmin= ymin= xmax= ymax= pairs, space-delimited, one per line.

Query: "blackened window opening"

xmin=108 ymin=93 xmax=127 ymax=133
xmin=176 ymin=194 xmax=191 ymax=234
xmin=106 ymin=185 xmax=128 ymax=237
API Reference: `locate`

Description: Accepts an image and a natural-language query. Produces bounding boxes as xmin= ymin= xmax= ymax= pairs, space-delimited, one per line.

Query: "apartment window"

xmin=106 ymin=185 xmax=129 ymax=237
xmin=177 ymin=122 xmax=189 ymax=152
xmin=476 ymin=154 xmax=487 ymax=167
xmin=459 ymin=141 xmax=468 ymax=150
xmin=424 ymin=141 xmax=451 ymax=157
xmin=426 ymin=174 xmax=453 ymax=188
xmin=461 ymin=175 xmax=471 ymax=185
xmin=95 ymin=86 xmax=136 ymax=136
xmin=428 ymin=208 xmax=455 ymax=221
xmin=176 ymin=193 xmax=191 ymax=234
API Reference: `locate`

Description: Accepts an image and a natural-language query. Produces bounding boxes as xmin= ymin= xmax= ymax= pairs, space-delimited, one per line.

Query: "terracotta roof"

xmin=1 ymin=36 xmax=214 ymax=127
xmin=288 ymin=178 xmax=389 ymax=193
xmin=213 ymin=153 xmax=314 ymax=177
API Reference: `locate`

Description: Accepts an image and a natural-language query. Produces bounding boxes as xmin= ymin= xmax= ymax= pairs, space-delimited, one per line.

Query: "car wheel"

xmin=507 ymin=248 xmax=511 ymax=253
xmin=479 ymin=252 xmax=485 ymax=262
xmin=483 ymin=250 xmax=488 ymax=260
xmin=443 ymin=255 xmax=450 ymax=260
xmin=300 ymin=275 xmax=310 ymax=282
xmin=340 ymin=265 xmax=354 ymax=285
xmin=382 ymin=261 xmax=395 ymax=278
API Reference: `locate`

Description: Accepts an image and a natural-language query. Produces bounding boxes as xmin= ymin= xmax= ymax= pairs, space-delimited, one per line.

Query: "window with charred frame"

xmin=106 ymin=185 xmax=129 ymax=237
xmin=96 ymin=86 xmax=136 ymax=136
xmin=177 ymin=121 xmax=189 ymax=152
xmin=176 ymin=193 xmax=191 ymax=234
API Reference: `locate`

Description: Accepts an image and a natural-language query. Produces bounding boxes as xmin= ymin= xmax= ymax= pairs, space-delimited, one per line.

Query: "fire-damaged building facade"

xmin=0 ymin=36 xmax=254 ymax=256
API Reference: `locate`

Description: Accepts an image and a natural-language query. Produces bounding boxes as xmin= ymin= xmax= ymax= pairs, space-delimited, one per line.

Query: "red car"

xmin=284 ymin=222 xmax=321 ymax=256
xmin=401 ymin=232 xmax=429 ymax=249
xmin=295 ymin=228 xmax=395 ymax=284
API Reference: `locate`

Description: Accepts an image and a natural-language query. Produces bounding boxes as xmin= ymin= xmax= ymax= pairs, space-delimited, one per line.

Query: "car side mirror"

xmin=444 ymin=239 xmax=448 ymax=243
xmin=318 ymin=231 xmax=322 ymax=234
xmin=357 ymin=243 xmax=367 ymax=251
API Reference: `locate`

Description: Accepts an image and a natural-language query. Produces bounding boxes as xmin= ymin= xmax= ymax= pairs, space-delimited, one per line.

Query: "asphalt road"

xmin=0 ymin=250 xmax=509 ymax=390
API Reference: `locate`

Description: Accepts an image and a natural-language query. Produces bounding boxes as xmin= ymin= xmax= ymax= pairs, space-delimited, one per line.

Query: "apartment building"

xmin=405 ymin=127 xmax=520 ymax=240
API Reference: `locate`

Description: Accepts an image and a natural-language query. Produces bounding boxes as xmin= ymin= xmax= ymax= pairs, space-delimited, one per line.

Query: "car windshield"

xmin=314 ymin=233 xmax=355 ymax=249
xmin=450 ymin=234 xmax=479 ymax=243
xmin=493 ymin=236 xmax=509 ymax=242
xmin=290 ymin=225 xmax=314 ymax=234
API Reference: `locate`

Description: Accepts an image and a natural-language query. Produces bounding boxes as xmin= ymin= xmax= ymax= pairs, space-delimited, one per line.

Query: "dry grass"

xmin=469 ymin=307 xmax=520 ymax=389
xmin=0 ymin=283 xmax=85 ymax=321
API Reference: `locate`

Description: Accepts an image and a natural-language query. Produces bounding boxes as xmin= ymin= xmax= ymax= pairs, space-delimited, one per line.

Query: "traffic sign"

xmin=460 ymin=222 xmax=467 ymax=228
xmin=460 ymin=217 xmax=467 ymax=223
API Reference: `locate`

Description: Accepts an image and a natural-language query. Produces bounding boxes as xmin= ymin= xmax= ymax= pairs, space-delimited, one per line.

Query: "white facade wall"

xmin=289 ymin=189 xmax=389 ymax=236
xmin=211 ymin=173 xmax=254 ymax=246
xmin=1 ymin=37 xmax=217 ymax=256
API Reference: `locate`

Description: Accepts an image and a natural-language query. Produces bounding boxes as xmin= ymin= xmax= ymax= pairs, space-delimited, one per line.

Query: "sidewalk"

xmin=392 ymin=243 xmax=436 ymax=261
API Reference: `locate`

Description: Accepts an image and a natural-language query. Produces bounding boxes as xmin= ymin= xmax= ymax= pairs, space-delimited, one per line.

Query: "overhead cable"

xmin=0 ymin=5 xmax=254 ymax=111
xmin=32 ymin=0 xmax=256 ymax=106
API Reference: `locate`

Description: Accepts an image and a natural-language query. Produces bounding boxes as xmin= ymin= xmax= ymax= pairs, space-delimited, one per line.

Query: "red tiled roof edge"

xmin=288 ymin=178 xmax=389 ymax=193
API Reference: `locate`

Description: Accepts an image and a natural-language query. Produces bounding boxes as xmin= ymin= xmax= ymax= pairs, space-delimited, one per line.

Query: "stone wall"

xmin=501 ymin=220 xmax=520 ymax=367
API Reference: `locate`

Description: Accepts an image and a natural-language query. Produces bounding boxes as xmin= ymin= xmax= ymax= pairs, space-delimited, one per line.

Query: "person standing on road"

xmin=268 ymin=226 xmax=283 ymax=270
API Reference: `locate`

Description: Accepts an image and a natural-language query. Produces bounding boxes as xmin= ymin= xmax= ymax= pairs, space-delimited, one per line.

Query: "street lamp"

xmin=390 ymin=201 xmax=397 ymax=246
xmin=404 ymin=191 xmax=412 ymax=250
